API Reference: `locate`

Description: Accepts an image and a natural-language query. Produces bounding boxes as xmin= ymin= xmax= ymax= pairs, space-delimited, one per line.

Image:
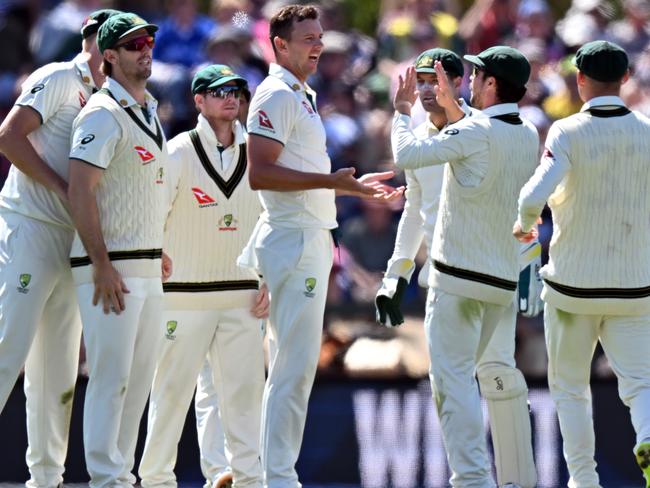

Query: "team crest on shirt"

xmin=304 ymin=277 xmax=317 ymax=298
xmin=134 ymin=146 xmax=156 ymax=164
xmin=78 ymin=90 xmax=87 ymax=108
xmin=155 ymin=167 xmax=164 ymax=184
xmin=165 ymin=320 xmax=177 ymax=340
xmin=218 ymin=213 xmax=238 ymax=231
xmin=258 ymin=110 xmax=275 ymax=131
xmin=17 ymin=273 xmax=31 ymax=294
xmin=191 ymin=187 xmax=219 ymax=208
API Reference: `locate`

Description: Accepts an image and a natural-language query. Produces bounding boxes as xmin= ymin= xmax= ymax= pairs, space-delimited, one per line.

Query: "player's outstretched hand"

xmin=251 ymin=282 xmax=270 ymax=319
xmin=92 ymin=260 xmax=130 ymax=314
xmin=358 ymin=171 xmax=405 ymax=202
xmin=161 ymin=251 xmax=173 ymax=282
xmin=394 ymin=66 xmax=418 ymax=116
xmin=513 ymin=219 xmax=540 ymax=243
xmin=433 ymin=61 xmax=464 ymax=123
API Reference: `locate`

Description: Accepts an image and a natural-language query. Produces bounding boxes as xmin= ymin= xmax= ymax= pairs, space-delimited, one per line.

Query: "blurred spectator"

xmin=542 ymin=56 xmax=583 ymax=120
xmin=0 ymin=1 xmax=33 ymax=108
xmin=606 ymin=0 xmax=650 ymax=59
xmin=459 ymin=0 xmax=518 ymax=54
xmin=29 ymin=0 xmax=100 ymax=65
xmin=153 ymin=0 xmax=217 ymax=68
xmin=204 ymin=25 xmax=267 ymax=93
xmin=515 ymin=0 xmax=565 ymax=61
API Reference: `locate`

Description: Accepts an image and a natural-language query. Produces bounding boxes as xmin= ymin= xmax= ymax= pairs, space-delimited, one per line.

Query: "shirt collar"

xmin=103 ymin=76 xmax=158 ymax=112
xmin=73 ymin=53 xmax=97 ymax=90
xmin=269 ymin=62 xmax=306 ymax=92
xmin=480 ymin=103 xmax=520 ymax=117
xmin=580 ymin=95 xmax=625 ymax=112
xmin=196 ymin=113 xmax=246 ymax=147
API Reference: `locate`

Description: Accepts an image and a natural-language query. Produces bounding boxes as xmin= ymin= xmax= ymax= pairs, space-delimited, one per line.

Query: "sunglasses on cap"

xmin=206 ymin=85 xmax=243 ymax=99
xmin=115 ymin=35 xmax=155 ymax=52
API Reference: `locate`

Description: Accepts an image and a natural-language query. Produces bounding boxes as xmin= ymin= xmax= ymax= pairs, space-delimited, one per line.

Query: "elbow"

xmin=248 ymin=170 xmax=263 ymax=191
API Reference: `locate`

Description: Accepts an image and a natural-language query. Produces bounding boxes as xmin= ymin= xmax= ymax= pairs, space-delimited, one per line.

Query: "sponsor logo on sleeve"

xmin=30 ymin=84 xmax=45 ymax=94
xmin=258 ymin=110 xmax=275 ymax=131
xmin=134 ymin=146 xmax=155 ymax=164
xmin=81 ymin=134 xmax=95 ymax=144
xmin=218 ymin=213 xmax=238 ymax=231
xmin=191 ymin=187 xmax=219 ymax=208
xmin=304 ymin=277 xmax=317 ymax=298
xmin=543 ymin=148 xmax=554 ymax=160
xmin=444 ymin=128 xmax=459 ymax=135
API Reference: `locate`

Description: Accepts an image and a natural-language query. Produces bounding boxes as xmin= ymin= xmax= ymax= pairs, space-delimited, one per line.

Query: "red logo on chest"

xmin=134 ymin=146 xmax=155 ymax=164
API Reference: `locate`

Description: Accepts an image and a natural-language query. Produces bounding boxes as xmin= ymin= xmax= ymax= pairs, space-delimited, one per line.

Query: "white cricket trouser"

xmin=424 ymin=288 xmax=508 ymax=488
xmin=545 ymin=304 xmax=650 ymax=488
xmin=0 ymin=211 xmax=81 ymax=488
xmin=195 ymin=359 xmax=229 ymax=488
xmin=254 ymin=224 xmax=333 ymax=488
xmin=78 ymin=276 xmax=164 ymax=488
xmin=139 ymin=307 xmax=265 ymax=488
xmin=477 ymin=302 xmax=516 ymax=369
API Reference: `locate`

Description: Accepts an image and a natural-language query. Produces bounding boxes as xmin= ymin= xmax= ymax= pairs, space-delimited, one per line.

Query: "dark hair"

xmin=478 ymin=69 xmax=527 ymax=103
xmin=269 ymin=4 xmax=319 ymax=55
xmin=101 ymin=58 xmax=113 ymax=77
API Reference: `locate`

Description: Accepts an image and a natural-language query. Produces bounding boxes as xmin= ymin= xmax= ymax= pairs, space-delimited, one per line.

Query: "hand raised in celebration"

xmin=394 ymin=67 xmax=418 ymax=116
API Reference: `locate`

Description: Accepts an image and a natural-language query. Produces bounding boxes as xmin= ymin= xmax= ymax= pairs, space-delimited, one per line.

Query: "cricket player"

xmin=238 ymin=4 xmax=401 ymax=486
xmin=0 ymin=9 xmax=120 ymax=487
xmin=139 ymin=64 xmax=268 ymax=488
xmin=67 ymin=12 xmax=167 ymax=487
xmin=514 ymin=40 xmax=650 ymax=488
xmin=391 ymin=46 xmax=539 ymax=487
xmin=377 ymin=47 xmax=537 ymax=488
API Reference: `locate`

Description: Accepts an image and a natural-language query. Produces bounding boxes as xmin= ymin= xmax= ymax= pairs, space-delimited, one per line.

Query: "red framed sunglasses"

xmin=115 ymin=35 xmax=155 ymax=52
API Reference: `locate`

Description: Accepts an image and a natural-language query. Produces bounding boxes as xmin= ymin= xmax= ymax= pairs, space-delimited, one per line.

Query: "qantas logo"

xmin=543 ymin=148 xmax=554 ymax=159
xmin=258 ymin=110 xmax=274 ymax=130
xmin=302 ymin=101 xmax=314 ymax=115
xmin=134 ymin=146 xmax=155 ymax=164
xmin=191 ymin=187 xmax=219 ymax=207
xmin=78 ymin=91 xmax=87 ymax=108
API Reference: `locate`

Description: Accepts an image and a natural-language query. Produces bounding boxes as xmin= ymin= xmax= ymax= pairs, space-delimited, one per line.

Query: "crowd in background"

xmin=1 ymin=0 xmax=649 ymax=381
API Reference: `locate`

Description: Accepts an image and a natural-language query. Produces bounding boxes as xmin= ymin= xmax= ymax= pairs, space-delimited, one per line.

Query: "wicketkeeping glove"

xmin=517 ymin=240 xmax=543 ymax=318
xmin=375 ymin=259 xmax=415 ymax=327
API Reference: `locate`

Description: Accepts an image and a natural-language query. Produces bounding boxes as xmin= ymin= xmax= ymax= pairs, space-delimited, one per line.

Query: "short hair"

xmin=269 ymin=4 xmax=319 ymax=55
xmin=478 ymin=69 xmax=527 ymax=103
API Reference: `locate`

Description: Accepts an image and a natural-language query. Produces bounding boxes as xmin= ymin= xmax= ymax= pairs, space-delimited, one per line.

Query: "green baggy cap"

xmin=573 ymin=40 xmax=629 ymax=82
xmin=464 ymin=45 xmax=531 ymax=87
xmin=414 ymin=48 xmax=464 ymax=78
xmin=191 ymin=64 xmax=247 ymax=94
xmin=97 ymin=12 xmax=158 ymax=53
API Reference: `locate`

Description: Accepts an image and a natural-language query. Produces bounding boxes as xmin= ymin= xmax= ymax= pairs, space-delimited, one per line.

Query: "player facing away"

xmin=514 ymin=40 xmax=650 ymax=488
xmin=67 ymin=12 xmax=168 ymax=488
xmin=237 ymin=4 xmax=403 ymax=486
xmin=138 ymin=64 xmax=268 ymax=488
xmin=391 ymin=46 xmax=539 ymax=487
xmin=0 ymin=9 xmax=120 ymax=487
xmin=377 ymin=47 xmax=537 ymax=488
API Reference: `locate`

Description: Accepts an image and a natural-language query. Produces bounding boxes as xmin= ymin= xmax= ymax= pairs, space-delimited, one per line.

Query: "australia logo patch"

xmin=303 ymin=277 xmax=317 ymax=298
xmin=134 ymin=146 xmax=155 ymax=164
xmin=258 ymin=110 xmax=274 ymax=131
xmin=191 ymin=187 xmax=219 ymax=208
xmin=155 ymin=167 xmax=164 ymax=184
xmin=218 ymin=213 xmax=238 ymax=231
xmin=17 ymin=273 xmax=31 ymax=294
xmin=165 ymin=320 xmax=177 ymax=340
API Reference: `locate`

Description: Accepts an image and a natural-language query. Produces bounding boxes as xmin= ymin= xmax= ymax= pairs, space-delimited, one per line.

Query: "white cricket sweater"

xmin=163 ymin=116 xmax=262 ymax=310
xmin=68 ymin=82 xmax=168 ymax=283
xmin=520 ymin=97 xmax=650 ymax=314
xmin=431 ymin=109 xmax=538 ymax=305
